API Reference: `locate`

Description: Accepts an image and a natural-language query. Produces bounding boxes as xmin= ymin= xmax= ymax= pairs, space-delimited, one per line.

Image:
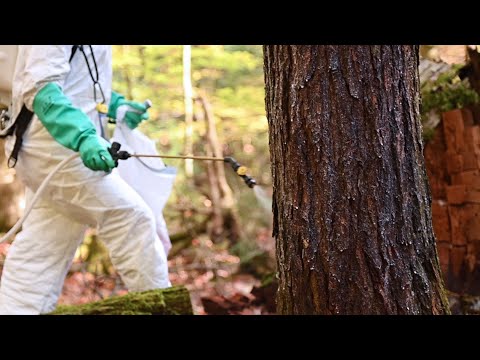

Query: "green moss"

xmin=48 ymin=286 xmax=193 ymax=315
xmin=440 ymin=288 xmax=452 ymax=315
xmin=421 ymin=65 xmax=480 ymax=120
xmin=422 ymin=127 xmax=436 ymax=144
xmin=260 ymin=272 xmax=276 ymax=288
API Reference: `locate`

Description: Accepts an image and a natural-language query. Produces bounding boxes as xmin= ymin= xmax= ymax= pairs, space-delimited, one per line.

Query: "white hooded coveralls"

xmin=0 ymin=45 xmax=170 ymax=315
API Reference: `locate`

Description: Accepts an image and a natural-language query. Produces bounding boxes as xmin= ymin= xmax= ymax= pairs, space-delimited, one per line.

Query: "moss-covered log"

xmin=48 ymin=286 xmax=193 ymax=315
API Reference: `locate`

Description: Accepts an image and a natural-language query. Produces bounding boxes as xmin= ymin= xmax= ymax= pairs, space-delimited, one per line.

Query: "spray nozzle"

xmin=224 ymin=157 xmax=257 ymax=188
xmin=109 ymin=142 xmax=131 ymax=165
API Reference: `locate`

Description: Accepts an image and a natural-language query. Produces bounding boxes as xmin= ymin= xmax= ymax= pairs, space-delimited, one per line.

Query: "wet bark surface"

xmin=264 ymin=45 xmax=450 ymax=314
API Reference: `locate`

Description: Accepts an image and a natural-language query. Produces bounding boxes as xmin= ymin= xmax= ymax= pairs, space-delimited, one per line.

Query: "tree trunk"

xmin=183 ymin=45 xmax=194 ymax=177
xmin=48 ymin=286 xmax=193 ymax=315
xmin=198 ymin=94 xmax=241 ymax=243
xmin=464 ymin=46 xmax=480 ymax=97
xmin=199 ymin=94 xmax=235 ymax=207
xmin=205 ymin=148 xmax=224 ymax=240
xmin=120 ymin=45 xmax=133 ymax=100
xmin=138 ymin=45 xmax=147 ymax=82
xmin=264 ymin=45 xmax=450 ymax=315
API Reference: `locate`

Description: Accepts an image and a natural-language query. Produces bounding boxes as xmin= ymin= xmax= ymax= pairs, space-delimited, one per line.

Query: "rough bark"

xmin=264 ymin=45 xmax=450 ymax=314
xmin=48 ymin=286 xmax=193 ymax=315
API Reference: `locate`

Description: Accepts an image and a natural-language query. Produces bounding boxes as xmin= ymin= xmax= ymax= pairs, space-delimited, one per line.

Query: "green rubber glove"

xmin=108 ymin=91 xmax=149 ymax=129
xmin=78 ymin=136 xmax=116 ymax=172
xmin=33 ymin=83 xmax=116 ymax=172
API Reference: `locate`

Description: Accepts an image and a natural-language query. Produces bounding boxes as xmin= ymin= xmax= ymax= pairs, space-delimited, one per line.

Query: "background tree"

xmin=264 ymin=45 xmax=450 ymax=315
xmin=183 ymin=45 xmax=194 ymax=177
xmin=460 ymin=45 xmax=480 ymax=97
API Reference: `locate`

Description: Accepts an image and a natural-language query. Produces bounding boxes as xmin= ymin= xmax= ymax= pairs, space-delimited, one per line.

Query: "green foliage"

xmin=422 ymin=127 xmax=436 ymax=143
xmin=420 ymin=64 xmax=479 ymax=144
xmin=421 ymin=64 xmax=480 ymax=118
xmin=111 ymin=46 xmax=270 ymax=247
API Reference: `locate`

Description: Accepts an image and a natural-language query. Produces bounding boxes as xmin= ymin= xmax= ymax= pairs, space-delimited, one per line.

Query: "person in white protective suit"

xmin=0 ymin=45 xmax=171 ymax=315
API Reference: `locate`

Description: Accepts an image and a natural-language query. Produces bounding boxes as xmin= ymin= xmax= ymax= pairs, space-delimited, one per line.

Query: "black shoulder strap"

xmin=6 ymin=45 xmax=80 ymax=167
xmin=69 ymin=45 xmax=81 ymax=63
xmin=7 ymin=105 xmax=34 ymax=168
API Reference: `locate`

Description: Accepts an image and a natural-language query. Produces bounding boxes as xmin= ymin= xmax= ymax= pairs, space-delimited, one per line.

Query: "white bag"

xmin=111 ymin=122 xmax=177 ymax=255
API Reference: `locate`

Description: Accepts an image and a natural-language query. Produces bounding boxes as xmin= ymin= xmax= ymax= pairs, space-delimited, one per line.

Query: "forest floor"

xmin=5 ymin=236 xmax=478 ymax=315
xmin=448 ymin=292 xmax=480 ymax=315
xmin=0 ymin=228 xmax=276 ymax=315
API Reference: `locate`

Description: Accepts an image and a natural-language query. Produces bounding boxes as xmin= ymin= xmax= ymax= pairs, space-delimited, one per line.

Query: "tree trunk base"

xmin=48 ymin=286 xmax=193 ymax=315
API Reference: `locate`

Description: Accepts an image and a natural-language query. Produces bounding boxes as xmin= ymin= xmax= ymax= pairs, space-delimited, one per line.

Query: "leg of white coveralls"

xmin=48 ymin=172 xmax=171 ymax=293
xmin=93 ymin=174 xmax=171 ymax=291
xmin=0 ymin=191 xmax=87 ymax=315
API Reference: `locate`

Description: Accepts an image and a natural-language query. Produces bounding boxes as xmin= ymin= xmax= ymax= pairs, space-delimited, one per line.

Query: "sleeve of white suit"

xmin=17 ymin=45 xmax=72 ymax=111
